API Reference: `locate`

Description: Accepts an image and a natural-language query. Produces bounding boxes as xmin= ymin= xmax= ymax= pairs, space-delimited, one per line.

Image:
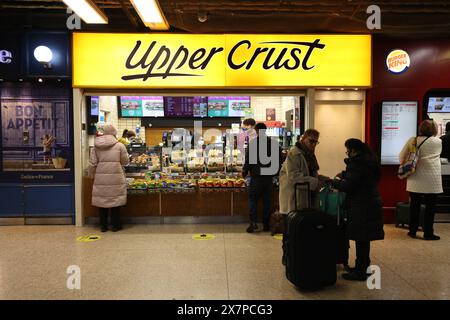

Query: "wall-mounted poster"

xmin=266 ymin=108 xmax=276 ymax=121
xmin=381 ymin=101 xmax=418 ymax=165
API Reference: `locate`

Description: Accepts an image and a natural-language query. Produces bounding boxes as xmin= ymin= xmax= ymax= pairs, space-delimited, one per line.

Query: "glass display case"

xmin=187 ymin=149 xmax=205 ymax=172
xmin=206 ymin=145 xmax=224 ymax=172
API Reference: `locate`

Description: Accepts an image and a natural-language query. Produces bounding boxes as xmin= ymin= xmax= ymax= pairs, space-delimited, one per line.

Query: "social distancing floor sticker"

xmin=76 ymin=235 xmax=101 ymax=242
xmin=192 ymin=234 xmax=216 ymax=240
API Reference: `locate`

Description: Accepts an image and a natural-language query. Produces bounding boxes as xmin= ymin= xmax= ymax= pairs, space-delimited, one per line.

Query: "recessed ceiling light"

xmin=19 ymin=79 xmax=23 ymax=82
xmin=38 ymin=78 xmax=43 ymax=83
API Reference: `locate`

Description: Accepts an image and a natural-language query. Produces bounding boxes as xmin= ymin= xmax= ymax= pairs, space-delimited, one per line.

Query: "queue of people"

xmin=88 ymin=118 xmax=443 ymax=283
xmin=243 ymin=118 xmax=442 ymax=282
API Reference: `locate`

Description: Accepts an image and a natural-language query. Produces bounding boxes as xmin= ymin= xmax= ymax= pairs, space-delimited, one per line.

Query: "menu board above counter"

xmin=381 ymin=101 xmax=418 ymax=165
xmin=164 ymin=96 xmax=208 ymax=118
xmin=119 ymin=96 xmax=164 ymax=117
xmin=207 ymin=96 xmax=250 ymax=117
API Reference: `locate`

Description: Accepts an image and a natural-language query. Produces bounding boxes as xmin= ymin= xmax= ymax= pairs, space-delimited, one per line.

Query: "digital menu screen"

xmin=428 ymin=97 xmax=450 ymax=113
xmin=142 ymin=96 xmax=164 ymax=117
xmin=381 ymin=101 xmax=418 ymax=165
xmin=164 ymin=97 xmax=194 ymax=117
xmin=193 ymin=96 xmax=208 ymax=117
xmin=228 ymin=96 xmax=251 ymax=117
xmin=208 ymin=96 xmax=229 ymax=117
xmin=208 ymin=96 xmax=250 ymax=117
xmin=120 ymin=96 xmax=163 ymax=117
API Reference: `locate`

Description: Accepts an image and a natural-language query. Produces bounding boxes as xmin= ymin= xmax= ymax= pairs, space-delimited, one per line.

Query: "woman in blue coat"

xmin=330 ymin=139 xmax=385 ymax=281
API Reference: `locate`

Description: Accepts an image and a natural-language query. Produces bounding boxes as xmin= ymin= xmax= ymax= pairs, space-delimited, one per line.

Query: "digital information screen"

xmin=381 ymin=101 xmax=418 ymax=165
xmin=164 ymin=97 xmax=194 ymax=117
xmin=120 ymin=96 xmax=163 ymax=117
xmin=427 ymin=97 xmax=450 ymax=113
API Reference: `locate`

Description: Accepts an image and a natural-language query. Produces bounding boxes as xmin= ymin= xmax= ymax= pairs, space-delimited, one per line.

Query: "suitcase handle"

xmin=294 ymin=182 xmax=311 ymax=210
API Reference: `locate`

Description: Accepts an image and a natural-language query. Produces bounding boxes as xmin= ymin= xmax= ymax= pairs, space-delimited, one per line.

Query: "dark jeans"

xmin=248 ymin=176 xmax=273 ymax=225
xmin=409 ymin=192 xmax=437 ymax=236
xmin=355 ymin=241 xmax=371 ymax=272
xmin=99 ymin=207 xmax=121 ymax=228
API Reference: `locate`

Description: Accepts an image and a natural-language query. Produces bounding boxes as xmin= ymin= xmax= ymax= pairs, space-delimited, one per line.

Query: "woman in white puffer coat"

xmin=399 ymin=119 xmax=442 ymax=240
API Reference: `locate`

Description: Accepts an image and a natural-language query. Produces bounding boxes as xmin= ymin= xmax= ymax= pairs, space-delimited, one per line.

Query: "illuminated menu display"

xmin=381 ymin=101 xmax=418 ymax=165
xmin=428 ymin=97 xmax=450 ymax=113
xmin=120 ymin=96 xmax=164 ymax=117
xmin=208 ymin=96 xmax=250 ymax=117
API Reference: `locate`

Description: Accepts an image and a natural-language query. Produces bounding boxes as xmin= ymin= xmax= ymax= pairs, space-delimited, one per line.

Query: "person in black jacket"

xmin=440 ymin=122 xmax=450 ymax=161
xmin=329 ymin=139 xmax=385 ymax=281
xmin=243 ymin=123 xmax=283 ymax=233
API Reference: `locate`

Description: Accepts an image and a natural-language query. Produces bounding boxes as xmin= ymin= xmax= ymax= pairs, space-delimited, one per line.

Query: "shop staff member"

xmin=243 ymin=123 xmax=282 ymax=233
xmin=278 ymin=129 xmax=324 ymax=265
xmin=330 ymin=139 xmax=384 ymax=281
xmin=119 ymin=129 xmax=136 ymax=146
xmin=237 ymin=118 xmax=257 ymax=152
xmin=89 ymin=123 xmax=129 ymax=232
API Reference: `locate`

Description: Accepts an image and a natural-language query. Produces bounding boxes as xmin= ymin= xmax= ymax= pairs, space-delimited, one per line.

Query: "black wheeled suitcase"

xmin=395 ymin=202 xmax=425 ymax=228
xmin=285 ymin=182 xmax=337 ymax=291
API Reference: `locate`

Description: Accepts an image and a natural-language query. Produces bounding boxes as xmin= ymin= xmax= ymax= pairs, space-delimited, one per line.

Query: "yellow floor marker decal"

xmin=273 ymin=234 xmax=283 ymax=241
xmin=192 ymin=233 xmax=216 ymax=240
xmin=76 ymin=235 xmax=101 ymax=242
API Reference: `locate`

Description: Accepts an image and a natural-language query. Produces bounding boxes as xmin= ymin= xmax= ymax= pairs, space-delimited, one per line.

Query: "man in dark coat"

xmin=330 ymin=139 xmax=384 ymax=281
xmin=243 ymin=123 xmax=283 ymax=233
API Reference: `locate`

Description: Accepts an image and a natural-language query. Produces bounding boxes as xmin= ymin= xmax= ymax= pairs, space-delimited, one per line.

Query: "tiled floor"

xmin=0 ymin=223 xmax=449 ymax=300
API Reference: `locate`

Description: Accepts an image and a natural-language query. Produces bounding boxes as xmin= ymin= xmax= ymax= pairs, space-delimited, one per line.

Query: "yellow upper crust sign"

xmin=73 ymin=33 xmax=371 ymax=88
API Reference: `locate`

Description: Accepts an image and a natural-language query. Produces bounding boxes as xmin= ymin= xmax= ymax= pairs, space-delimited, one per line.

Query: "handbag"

xmin=398 ymin=136 xmax=431 ymax=179
xmin=319 ymin=184 xmax=346 ymax=221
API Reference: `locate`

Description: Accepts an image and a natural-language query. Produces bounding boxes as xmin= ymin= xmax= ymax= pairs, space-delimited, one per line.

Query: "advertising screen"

xmin=120 ymin=96 xmax=143 ymax=117
xmin=207 ymin=96 xmax=250 ymax=117
xmin=90 ymin=96 xmax=99 ymax=116
xmin=208 ymin=96 xmax=229 ymax=117
xmin=120 ymin=96 xmax=163 ymax=117
xmin=228 ymin=96 xmax=251 ymax=117
xmin=142 ymin=96 xmax=164 ymax=117
xmin=381 ymin=101 xmax=418 ymax=165
xmin=193 ymin=96 xmax=208 ymax=117
xmin=427 ymin=97 xmax=450 ymax=113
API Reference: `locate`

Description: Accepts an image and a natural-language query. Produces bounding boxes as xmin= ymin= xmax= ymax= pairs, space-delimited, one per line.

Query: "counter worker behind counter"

xmin=118 ymin=129 xmax=136 ymax=146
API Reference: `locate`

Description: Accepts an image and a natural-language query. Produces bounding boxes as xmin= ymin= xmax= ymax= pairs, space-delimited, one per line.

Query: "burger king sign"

xmin=386 ymin=49 xmax=410 ymax=74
